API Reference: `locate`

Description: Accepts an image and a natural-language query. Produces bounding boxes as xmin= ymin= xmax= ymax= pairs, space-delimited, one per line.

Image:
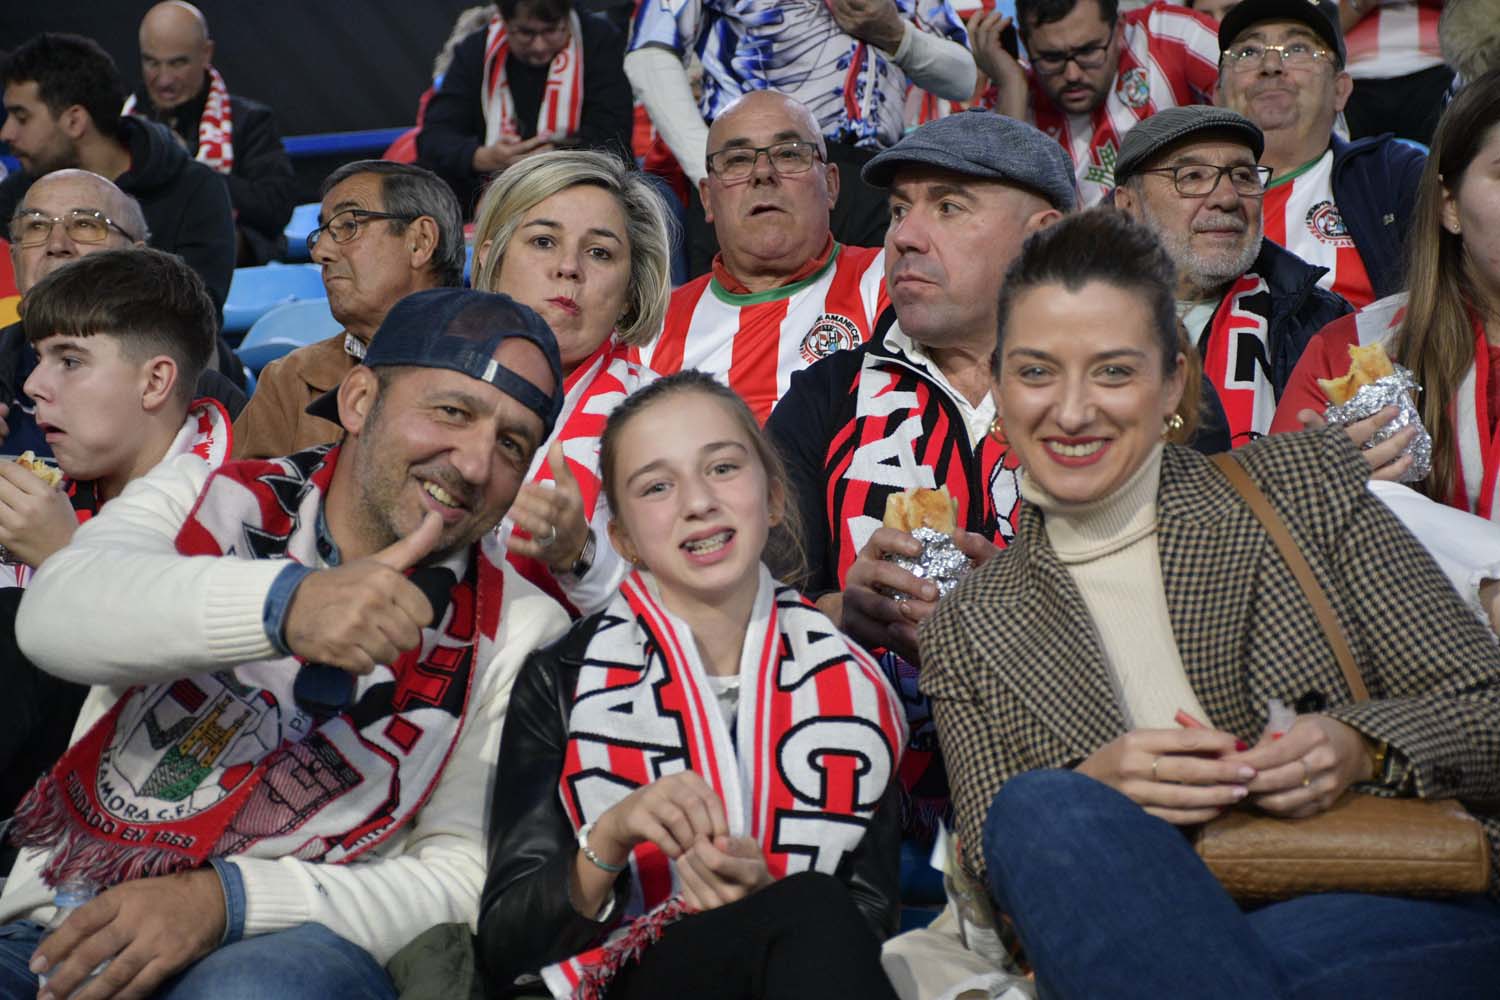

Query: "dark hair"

xmin=20 ymin=247 xmax=215 ymax=406
xmin=320 ymin=160 xmax=466 ymax=289
xmin=499 ymin=0 xmax=573 ymax=22
xmin=1390 ymin=68 xmax=1500 ymax=504
xmin=599 ymin=370 xmax=807 ymax=587
xmin=1017 ymin=0 xmax=1118 ymax=32
xmin=3 ymin=34 xmax=125 ymax=142
xmin=994 ymin=207 xmax=1180 ymax=375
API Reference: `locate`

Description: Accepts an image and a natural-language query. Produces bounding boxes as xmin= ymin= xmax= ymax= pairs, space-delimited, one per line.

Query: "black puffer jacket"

xmin=475 ymin=612 xmax=902 ymax=998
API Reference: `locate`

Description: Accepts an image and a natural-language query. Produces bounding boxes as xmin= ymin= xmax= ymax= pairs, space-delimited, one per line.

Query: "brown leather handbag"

xmin=1193 ymin=453 xmax=1492 ymax=902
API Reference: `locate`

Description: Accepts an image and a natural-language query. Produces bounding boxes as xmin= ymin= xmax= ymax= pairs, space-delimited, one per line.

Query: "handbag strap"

xmin=1210 ymin=453 xmax=1369 ymax=702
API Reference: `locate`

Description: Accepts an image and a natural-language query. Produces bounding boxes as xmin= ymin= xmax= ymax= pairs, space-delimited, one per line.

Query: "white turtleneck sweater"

xmin=1020 ymin=444 xmax=1209 ymax=730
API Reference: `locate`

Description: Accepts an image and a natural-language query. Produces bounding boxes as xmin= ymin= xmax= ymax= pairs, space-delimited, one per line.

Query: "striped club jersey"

xmin=1345 ymin=1 xmax=1444 ymax=81
xmin=1027 ymin=2 xmax=1220 ymax=206
xmin=635 ymin=243 xmax=889 ymax=423
xmin=1261 ymin=150 xmax=1376 ymax=309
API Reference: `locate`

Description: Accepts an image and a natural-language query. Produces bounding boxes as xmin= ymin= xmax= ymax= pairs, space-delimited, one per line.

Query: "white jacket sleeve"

xmin=625 ymin=46 xmax=711 ymax=186
xmin=1368 ymin=480 xmax=1500 ymax=617
xmin=232 ymin=570 xmax=571 ymax=963
xmin=892 ymin=20 xmax=978 ymax=102
xmin=16 ymin=452 xmax=286 ymax=685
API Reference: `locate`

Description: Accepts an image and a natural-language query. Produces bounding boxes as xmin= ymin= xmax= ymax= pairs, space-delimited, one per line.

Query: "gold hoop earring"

xmin=1163 ymin=413 xmax=1184 ymax=438
xmin=989 ymin=416 xmax=1005 ymax=440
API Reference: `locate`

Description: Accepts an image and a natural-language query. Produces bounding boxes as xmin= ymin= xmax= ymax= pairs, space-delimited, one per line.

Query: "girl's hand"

xmin=592 ymin=771 xmax=729 ymax=865
xmin=678 ymin=835 xmax=773 ymax=912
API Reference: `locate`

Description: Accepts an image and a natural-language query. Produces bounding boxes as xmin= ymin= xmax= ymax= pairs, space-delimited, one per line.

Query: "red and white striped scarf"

xmin=481 ymin=12 xmax=585 ymax=145
xmin=1454 ymin=313 xmax=1500 ymax=520
xmin=501 ymin=335 xmax=655 ymax=609
xmin=541 ymin=567 xmax=905 ymax=999
xmin=123 ymin=65 xmax=235 ymax=174
xmin=1198 ymin=272 xmax=1277 ymax=448
xmin=12 ymin=444 xmax=505 ymax=888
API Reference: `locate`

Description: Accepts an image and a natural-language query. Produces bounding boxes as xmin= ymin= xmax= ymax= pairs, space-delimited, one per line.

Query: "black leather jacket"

xmin=476 ymin=612 xmax=903 ymax=997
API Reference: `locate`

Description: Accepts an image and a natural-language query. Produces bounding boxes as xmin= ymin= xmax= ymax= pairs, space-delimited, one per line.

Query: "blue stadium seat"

xmin=237 ymin=298 xmax=341 ymax=374
xmin=223 ymin=262 xmax=326 ymax=338
xmin=283 ymin=202 xmax=322 ymax=263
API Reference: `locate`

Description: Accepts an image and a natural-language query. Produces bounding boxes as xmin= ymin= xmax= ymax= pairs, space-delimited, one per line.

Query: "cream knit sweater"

xmin=1020 ymin=444 xmax=1209 ymax=730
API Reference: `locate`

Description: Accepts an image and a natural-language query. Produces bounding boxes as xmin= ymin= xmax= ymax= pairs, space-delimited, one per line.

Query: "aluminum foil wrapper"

xmin=1322 ymin=365 xmax=1431 ymax=483
xmin=885 ymin=526 xmax=973 ymax=600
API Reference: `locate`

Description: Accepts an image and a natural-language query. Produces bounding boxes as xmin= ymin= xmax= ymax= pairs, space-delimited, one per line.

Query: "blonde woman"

xmin=471 ymin=148 xmax=673 ymax=614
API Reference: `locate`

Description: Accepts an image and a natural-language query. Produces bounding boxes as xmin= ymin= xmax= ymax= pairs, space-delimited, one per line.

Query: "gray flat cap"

xmin=861 ymin=109 xmax=1077 ymax=211
xmin=1114 ymin=106 xmax=1265 ymax=185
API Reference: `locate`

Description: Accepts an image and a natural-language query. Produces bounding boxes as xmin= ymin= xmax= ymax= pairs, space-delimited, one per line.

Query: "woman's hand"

xmin=1076 ymin=728 xmax=1255 ymax=825
xmin=677 ymin=835 xmax=773 ymax=912
xmin=506 ymin=441 xmax=592 ymax=574
xmin=592 ymin=771 xmax=729 ymax=866
xmin=1296 ymin=405 xmax=1417 ymax=482
xmin=1223 ymin=715 xmax=1375 ymax=818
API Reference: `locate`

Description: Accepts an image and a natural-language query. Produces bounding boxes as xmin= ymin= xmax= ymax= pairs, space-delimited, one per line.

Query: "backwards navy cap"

xmin=307 ymin=288 xmax=565 ymax=437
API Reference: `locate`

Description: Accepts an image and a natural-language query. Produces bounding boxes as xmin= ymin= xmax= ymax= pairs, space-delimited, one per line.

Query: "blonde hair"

xmin=472 ymin=149 xmax=674 ymax=345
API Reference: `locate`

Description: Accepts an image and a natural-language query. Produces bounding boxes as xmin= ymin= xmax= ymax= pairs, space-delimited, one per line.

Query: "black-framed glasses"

xmin=1030 ymin=28 xmax=1115 ymax=76
xmin=10 ymin=208 xmax=140 ymax=248
xmin=306 ymin=208 xmax=418 ymax=253
xmin=1222 ymin=41 xmax=1332 ymax=72
xmin=706 ymin=140 xmax=824 ymax=182
xmin=1136 ymin=163 xmax=1275 ymax=198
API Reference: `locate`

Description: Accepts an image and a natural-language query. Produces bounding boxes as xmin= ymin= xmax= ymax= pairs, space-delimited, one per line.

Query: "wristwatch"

xmin=568 ymin=529 xmax=596 ymax=579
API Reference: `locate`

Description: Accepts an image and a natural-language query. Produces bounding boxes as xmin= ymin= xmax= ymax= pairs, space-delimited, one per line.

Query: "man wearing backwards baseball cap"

xmin=0 ymin=288 xmax=570 ymax=1000
xmin=1214 ymin=0 xmax=1425 ymax=308
xmin=1113 ymin=104 xmax=1351 ymax=448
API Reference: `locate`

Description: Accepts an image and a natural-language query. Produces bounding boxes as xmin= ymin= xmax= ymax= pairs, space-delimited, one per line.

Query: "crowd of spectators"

xmin=1 ymin=0 xmax=1499 ymax=997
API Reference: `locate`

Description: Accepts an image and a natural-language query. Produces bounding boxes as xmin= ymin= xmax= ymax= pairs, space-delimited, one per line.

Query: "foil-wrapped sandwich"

xmin=882 ymin=486 xmax=973 ymax=600
xmin=15 ymin=450 xmax=62 ymax=488
xmin=1318 ymin=343 xmax=1431 ymax=482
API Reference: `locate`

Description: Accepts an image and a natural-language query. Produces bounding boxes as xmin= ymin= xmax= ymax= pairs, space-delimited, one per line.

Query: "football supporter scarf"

xmin=12 ymin=444 xmax=504 ymax=888
xmin=123 ymin=66 xmax=234 ymax=174
xmin=503 ymin=335 xmax=653 ymax=609
xmin=541 ymin=568 xmax=905 ymax=999
xmin=2 ymin=397 xmax=232 ymax=588
xmin=1454 ymin=314 xmax=1500 ymax=520
xmin=482 ymin=12 xmax=585 ymax=145
xmin=1198 ymin=273 xmax=1277 ymax=448
xmin=1029 ymin=40 xmax=1154 ymax=199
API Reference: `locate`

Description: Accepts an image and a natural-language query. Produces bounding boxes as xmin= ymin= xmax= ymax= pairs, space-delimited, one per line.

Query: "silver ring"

xmin=537 ymin=524 xmax=558 ymax=549
xmin=1151 ymin=756 xmax=1161 ymax=782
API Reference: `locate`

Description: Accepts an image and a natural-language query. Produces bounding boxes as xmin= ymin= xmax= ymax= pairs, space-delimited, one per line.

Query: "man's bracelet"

xmin=578 ymin=822 xmax=627 ymax=874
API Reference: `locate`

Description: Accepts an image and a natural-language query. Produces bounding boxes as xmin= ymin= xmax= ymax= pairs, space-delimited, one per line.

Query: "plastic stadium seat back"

xmin=283 ymin=202 xmax=322 ymax=263
xmin=223 ymin=262 xmax=327 ymax=337
xmin=237 ymin=297 xmax=341 ymax=374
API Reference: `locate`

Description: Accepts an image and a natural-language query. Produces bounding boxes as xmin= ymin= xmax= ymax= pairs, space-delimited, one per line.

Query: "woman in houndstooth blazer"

xmin=921 ymin=209 xmax=1500 ymax=998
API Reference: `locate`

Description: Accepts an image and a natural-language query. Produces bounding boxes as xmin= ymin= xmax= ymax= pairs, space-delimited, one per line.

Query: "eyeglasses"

xmin=10 ymin=208 xmax=141 ymax=248
xmin=306 ymin=209 xmax=417 ymax=254
xmin=1222 ymin=41 xmax=1333 ymax=72
xmin=1030 ymin=30 xmax=1115 ymax=76
xmin=706 ymin=140 xmax=824 ymax=182
xmin=1135 ymin=163 xmax=1275 ymax=198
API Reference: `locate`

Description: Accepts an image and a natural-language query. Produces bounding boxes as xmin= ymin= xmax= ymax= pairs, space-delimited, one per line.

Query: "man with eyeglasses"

xmin=627 ymin=0 xmax=976 ymax=276
xmin=231 ymin=161 xmax=465 ymax=459
xmin=636 ymin=91 xmax=891 ymax=424
xmin=1214 ymin=0 xmax=1425 ymax=308
xmin=417 ymin=0 xmax=632 ymax=214
xmin=1114 ymin=105 xmax=1351 ymax=447
xmin=970 ymin=0 xmax=1222 ymax=206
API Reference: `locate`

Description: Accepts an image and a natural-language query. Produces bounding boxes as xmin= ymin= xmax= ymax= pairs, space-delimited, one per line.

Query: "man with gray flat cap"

xmin=0 ymin=288 xmax=569 ymax=999
xmin=1113 ymin=104 xmax=1351 ymax=448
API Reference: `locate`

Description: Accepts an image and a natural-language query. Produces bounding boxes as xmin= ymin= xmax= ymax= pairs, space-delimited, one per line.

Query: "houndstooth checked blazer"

xmin=921 ymin=429 xmax=1500 ymax=892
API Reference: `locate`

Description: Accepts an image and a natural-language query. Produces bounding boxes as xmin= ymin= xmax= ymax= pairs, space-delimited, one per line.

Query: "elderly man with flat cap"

xmin=0 ymin=289 xmax=569 ymax=999
xmin=1113 ymin=104 xmax=1351 ymax=448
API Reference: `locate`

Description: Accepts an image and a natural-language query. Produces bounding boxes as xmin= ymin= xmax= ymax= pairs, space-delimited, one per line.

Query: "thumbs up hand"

xmin=282 ymin=511 xmax=444 ymax=673
xmin=506 ymin=440 xmax=591 ymax=574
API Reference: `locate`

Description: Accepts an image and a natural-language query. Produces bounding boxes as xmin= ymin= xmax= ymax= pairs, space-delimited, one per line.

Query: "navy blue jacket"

xmin=1330 ymin=133 xmax=1426 ymax=300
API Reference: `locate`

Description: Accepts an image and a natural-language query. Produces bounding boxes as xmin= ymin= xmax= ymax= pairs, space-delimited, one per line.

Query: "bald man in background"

xmin=128 ymin=1 xmax=295 ymax=265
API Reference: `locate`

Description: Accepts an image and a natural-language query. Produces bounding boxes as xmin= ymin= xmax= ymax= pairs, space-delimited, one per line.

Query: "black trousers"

xmin=1343 ymin=63 xmax=1455 ymax=146
xmin=685 ymin=140 xmax=891 ymax=280
xmin=606 ymin=872 xmax=899 ymax=1000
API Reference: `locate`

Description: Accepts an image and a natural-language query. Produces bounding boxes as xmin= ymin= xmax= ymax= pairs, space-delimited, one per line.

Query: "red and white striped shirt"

xmin=636 ymin=243 xmax=889 ymax=423
xmin=1027 ymin=2 xmax=1220 ymax=206
xmin=1345 ymin=1 xmax=1444 ymax=81
xmin=1262 ymin=150 xmax=1376 ymax=309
